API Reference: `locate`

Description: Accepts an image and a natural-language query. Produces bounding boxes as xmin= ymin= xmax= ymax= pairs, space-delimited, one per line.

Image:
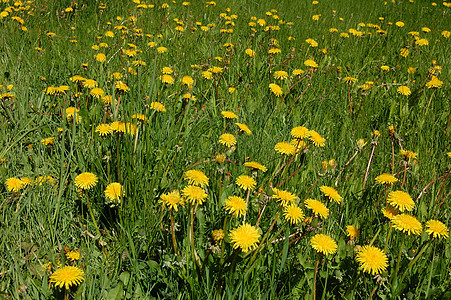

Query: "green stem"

xmin=425 ymin=242 xmax=436 ymax=298
xmin=399 ymin=240 xmax=431 ymax=285
xmin=86 ymin=194 xmax=100 ymax=237
xmin=189 ymin=204 xmax=201 ymax=267
xmin=313 ymin=254 xmax=321 ymax=300
xmin=171 ymin=210 xmax=178 ymax=254
xmin=392 ymin=233 xmax=405 ymax=287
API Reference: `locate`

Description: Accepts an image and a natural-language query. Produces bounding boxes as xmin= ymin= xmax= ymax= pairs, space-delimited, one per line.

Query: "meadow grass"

xmin=0 ymin=0 xmax=450 ymax=299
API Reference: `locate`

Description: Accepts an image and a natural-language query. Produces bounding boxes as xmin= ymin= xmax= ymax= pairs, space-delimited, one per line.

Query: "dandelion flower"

xmin=215 ymin=153 xmax=226 ymax=163
xmin=235 ymin=123 xmax=252 ymax=135
xmin=381 ymin=206 xmax=398 ymax=219
xmin=274 ymin=70 xmax=288 ymax=80
xmin=397 ymin=86 xmax=411 ymax=96
xmin=268 ymin=48 xmax=281 ymax=54
xmin=159 ymin=190 xmax=185 ymax=211
xmin=305 ymin=199 xmax=329 ymax=219
xmin=5 ymin=177 xmax=25 ymax=192
xmin=293 ymin=69 xmax=304 ymax=76
xmin=343 ymin=77 xmax=358 ymax=84
xmin=275 ymin=142 xmax=296 ymax=155
xmin=245 ymin=48 xmax=255 ymax=58
xmin=182 ymin=185 xmax=208 ymax=205
xmin=94 ymin=53 xmax=106 ymax=62
xmin=236 ymin=175 xmax=256 ymax=191
xmin=375 ymin=173 xmax=398 ymax=185
xmin=66 ymin=250 xmax=80 ymax=261
xmin=269 ymin=83 xmax=283 ymax=97
xmin=183 ymin=169 xmax=209 ymax=187
xmin=224 ymin=195 xmax=247 ymax=217
xmin=181 ymin=76 xmax=194 ymax=88
xmin=284 ymin=204 xmax=305 ymax=224
xmin=426 ymin=76 xmax=443 ymax=89
xmin=308 ymin=130 xmax=326 ymax=147
xmin=90 ymin=87 xmax=104 ymax=98
xmin=291 ymin=126 xmax=310 ymax=139
xmin=83 ymin=79 xmax=97 ymax=89
xmin=229 ymin=223 xmax=261 ymax=253
xmin=41 ymin=137 xmax=55 ymax=146
xmin=219 ymin=133 xmax=237 ymax=147
xmin=150 ymin=101 xmax=166 ymax=112
xmin=161 ymin=67 xmax=173 ymax=74
xmin=157 ymin=46 xmax=168 ymax=54
xmin=202 ymin=71 xmax=213 ymax=80
xmin=272 ymin=188 xmax=297 ymax=207
xmin=356 ymin=245 xmax=388 ymax=275
xmin=104 ymin=182 xmax=123 ymax=203
xmin=310 ymin=234 xmax=337 ymax=255
xmin=244 ymin=161 xmax=267 ymax=172
xmin=346 ymin=225 xmax=359 ymax=239
xmin=74 ymin=172 xmax=98 ymax=190
xmin=221 ymin=111 xmax=238 ymax=119
xmin=49 ymin=266 xmax=84 ymax=289
xmin=391 ymin=214 xmax=423 ymax=235
xmin=425 ymin=220 xmax=449 ymax=239
xmin=387 ymin=190 xmax=415 ymax=212
xmin=132 ymin=113 xmax=148 ymax=122
xmin=320 ymin=186 xmax=342 ymax=204
xmin=304 ymin=59 xmax=318 ymax=68
xmin=212 ymin=229 xmax=225 ymax=244
xmin=160 ymin=74 xmax=174 ymax=84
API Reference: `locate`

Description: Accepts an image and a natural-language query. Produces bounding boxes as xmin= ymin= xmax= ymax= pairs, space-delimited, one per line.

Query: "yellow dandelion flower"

xmin=229 ymin=223 xmax=261 ymax=253
xmin=356 ymin=245 xmax=388 ymax=275
xmin=291 ymin=126 xmax=310 ymax=139
xmin=269 ymin=83 xmax=283 ymax=97
xmin=310 ymin=234 xmax=337 ymax=255
xmin=426 ymin=76 xmax=443 ymax=89
xmin=381 ymin=205 xmax=398 ymax=219
xmin=346 ymin=225 xmax=360 ymax=239
xmin=159 ymin=190 xmax=185 ymax=211
xmin=224 ymin=195 xmax=247 ymax=217
xmin=132 ymin=113 xmax=148 ymax=122
xmin=375 ymin=173 xmax=398 ymax=185
xmin=74 ymin=172 xmax=98 ymax=190
xmin=236 ymin=175 xmax=256 ymax=191
xmin=425 ymin=220 xmax=449 ymax=239
xmin=161 ymin=67 xmax=173 ymax=74
xmin=202 ymin=71 xmax=213 ymax=80
xmin=181 ymin=76 xmax=194 ymax=88
xmin=215 ymin=153 xmax=226 ymax=163
xmin=268 ymin=48 xmax=281 ymax=54
xmin=183 ymin=169 xmax=209 ymax=187
xmin=160 ymin=74 xmax=174 ymax=84
xmin=415 ymin=38 xmax=429 ymax=46
xmin=304 ymin=59 xmax=318 ymax=68
xmin=397 ymin=85 xmax=411 ymax=96
xmin=157 ymin=46 xmax=168 ymax=54
xmin=150 ymin=102 xmax=166 ymax=112
xmin=308 ymin=130 xmax=326 ymax=147
xmin=182 ymin=185 xmax=208 ymax=205
xmin=66 ymin=250 xmax=80 ymax=261
xmin=275 ymin=142 xmax=296 ymax=155
xmin=5 ymin=177 xmax=25 ymax=192
xmin=83 ymin=79 xmax=97 ymax=89
xmin=219 ymin=133 xmax=237 ymax=147
xmin=212 ymin=229 xmax=225 ymax=244
xmin=245 ymin=48 xmax=255 ymax=58
xmin=244 ymin=161 xmax=267 ymax=172
xmin=343 ymin=76 xmax=358 ymax=84
xmin=392 ymin=214 xmax=423 ymax=235
xmin=274 ymin=70 xmax=288 ymax=80
xmin=272 ymin=188 xmax=297 ymax=207
xmin=49 ymin=266 xmax=84 ymax=290
xmin=441 ymin=30 xmax=450 ymax=38
xmin=305 ymin=199 xmax=329 ymax=219
xmin=320 ymin=186 xmax=342 ymax=204
xmin=387 ymin=191 xmax=415 ymax=212
xmin=235 ymin=123 xmax=252 ymax=135
xmin=221 ymin=111 xmax=238 ymax=119
xmin=94 ymin=53 xmax=106 ymax=62
xmin=104 ymin=182 xmax=123 ymax=204
xmin=284 ymin=204 xmax=305 ymax=224
xmin=41 ymin=137 xmax=55 ymax=146
xmin=90 ymin=87 xmax=104 ymax=98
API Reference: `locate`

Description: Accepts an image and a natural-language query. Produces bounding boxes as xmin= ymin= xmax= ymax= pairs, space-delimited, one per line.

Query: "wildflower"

xmin=224 ymin=195 xmax=247 ymax=217
xmin=291 ymin=126 xmax=310 ymax=139
xmin=245 ymin=49 xmax=255 ymax=58
xmin=234 ymin=123 xmax=251 ymax=135
xmin=90 ymin=87 xmax=104 ymax=98
xmin=308 ymin=130 xmax=326 ymax=147
xmin=375 ymin=173 xmax=398 ymax=185
xmin=397 ymin=86 xmax=411 ymax=96
xmin=304 ymin=59 xmax=318 ymax=68
xmin=283 ymin=204 xmax=304 ymax=224
xmin=272 ymin=188 xmax=297 ymax=207
xmin=111 ymin=121 xmax=126 ymax=133
xmin=306 ymin=38 xmax=318 ymax=47
xmin=156 ymin=46 xmax=168 ymax=54
xmin=83 ymin=79 xmax=97 ymax=89
xmin=41 ymin=137 xmax=55 ymax=146
xmin=425 ymin=220 xmax=449 ymax=239
xmin=391 ymin=214 xmax=423 ymax=235
xmin=228 ymin=87 xmax=236 ymax=94
xmin=66 ymin=250 xmax=80 ymax=261
xmin=399 ymin=149 xmax=418 ymax=160
xmin=356 ymin=245 xmax=389 ymax=275
xmin=160 ymin=74 xmax=174 ymax=84
xmin=274 ymin=71 xmax=288 ymax=80
xmin=426 ymin=76 xmax=443 ymax=89
xmin=104 ymin=182 xmax=123 ymax=203
xmin=66 ymin=107 xmax=81 ymax=123
xmin=150 ymin=102 xmax=166 ymax=112
xmin=161 ymin=67 xmax=173 ymax=74
xmin=132 ymin=113 xmax=148 ymax=122
xmin=74 ymin=172 xmax=98 ymax=190
xmin=212 ymin=229 xmax=225 ymax=244
xmin=269 ymin=83 xmax=283 ymax=97
xmin=182 ymin=185 xmax=208 ymax=205
xmin=209 ymin=66 xmax=223 ymax=74
xmin=5 ymin=177 xmax=25 ymax=192
xmin=343 ymin=77 xmax=358 ymax=84
xmin=159 ymin=190 xmax=185 ymax=211
xmin=236 ymin=175 xmax=256 ymax=191
xmin=395 ymin=21 xmax=405 ymax=27
xmin=215 ymin=153 xmax=226 ymax=163
xmin=310 ymin=234 xmax=338 ymax=255
xmin=244 ymin=161 xmax=267 ymax=172
xmin=183 ymin=169 xmax=209 ymax=187
xmin=381 ymin=65 xmax=390 ymax=71
xmin=442 ymin=30 xmax=450 ymax=38
xmin=229 ymin=223 xmax=261 ymax=253
xmin=305 ymin=199 xmax=329 ymax=218
xmin=221 ymin=111 xmax=238 ymax=119
xmin=291 ymin=139 xmax=306 ymax=150
xmin=49 ymin=266 xmax=84 ymax=289
xmin=219 ymin=133 xmax=237 ymax=147
xmin=320 ymin=186 xmax=342 ymax=204
xmin=346 ymin=225 xmax=359 ymax=239
xmin=202 ymin=71 xmax=213 ymax=80
xmin=293 ymin=69 xmax=305 ymax=76
xmin=387 ymin=191 xmax=415 ymax=212
xmin=381 ymin=206 xmax=398 ymax=219
xmin=400 ymin=48 xmax=409 ymax=58
xmin=275 ymin=142 xmax=296 ymax=155
xmin=415 ymin=38 xmax=429 ymax=46
xmin=181 ymin=76 xmax=194 ymax=88
xmin=70 ymin=75 xmax=85 ymax=83
xmin=94 ymin=53 xmax=106 ymax=62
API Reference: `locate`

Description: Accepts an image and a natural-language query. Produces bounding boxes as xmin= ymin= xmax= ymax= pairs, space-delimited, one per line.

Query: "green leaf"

xmin=105 ymin=282 xmax=124 ymax=300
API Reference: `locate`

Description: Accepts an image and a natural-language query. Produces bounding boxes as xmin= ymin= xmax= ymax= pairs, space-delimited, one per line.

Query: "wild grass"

xmin=0 ymin=0 xmax=450 ymax=299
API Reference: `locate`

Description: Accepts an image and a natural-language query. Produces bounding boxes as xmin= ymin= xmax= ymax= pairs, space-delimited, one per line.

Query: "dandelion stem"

xmin=85 ymin=194 xmax=100 ymax=237
xmin=170 ymin=210 xmax=178 ymax=254
xmin=189 ymin=204 xmax=201 ymax=268
xmin=243 ymin=189 xmax=251 ymax=222
xmin=362 ymin=142 xmax=377 ymax=193
xmin=313 ymin=254 xmax=321 ymax=300
xmin=391 ymin=233 xmax=405 ymax=287
xmin=399 ymin=240 xmax=431 ymax=285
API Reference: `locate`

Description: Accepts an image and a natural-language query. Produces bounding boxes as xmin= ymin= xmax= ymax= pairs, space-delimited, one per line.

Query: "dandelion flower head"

xmin=275 ymin=141 xmax=296 ymax=155
xmin=425 ymin=220 xmax=449 ymax=239
xmin=310 ymin=234 xmax=338 ymax=255
xmin=244 ymin=161 xmax=267 ymax=172
xmin=74 ymin=172 xmax=98 ymax=190
xmin=291 ymin=126 xmax=310 ymax=139
xmin=387 ymin=190 xmax=415 ymax=212
xmin=229 ymin=223 xmax=261 ymax=253
xmin=236 ymin=175 xmax=256 ymax=191
xmin=224 ymin=195 xmax=247 ymax=217
xmin=219 ymin=133 xmax=237 ymax=147
xmin=375 ymin=173 xmax=398 ymax=185
xmin=49 ymin=266 xmax=84 ymax=290
xmin=6 ymin=177 xmax=25 ymax=192
xmin=183 ymin=169 xmax=209 ymax=187
xmin=159 ymin=190 xmax=185 ymax=211
xmin=182 ymin=185 xmax=208 ymax=205
xmin=391 ymin=214 xmax=423 ymax=235
xmin=104 ymin=182 xmax=123 ymax=203
xmin=305 ymin=199 xmax=329 ymax=219
xmin=284 ymin=204 xmax=305 ymax=224
xmin=272 ymin=188 xmax=297 ymax=207
xmin=320 ymin=186 xmax=342 ymax=204
xmin=221 ymin=111 xmax=238 ymax=119
xmin=356 ymin=245 xmax=388 ymax=275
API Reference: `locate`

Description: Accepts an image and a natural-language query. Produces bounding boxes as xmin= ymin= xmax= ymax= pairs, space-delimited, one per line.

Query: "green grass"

xmin=0 ymin=0 xmax=450 ymax=299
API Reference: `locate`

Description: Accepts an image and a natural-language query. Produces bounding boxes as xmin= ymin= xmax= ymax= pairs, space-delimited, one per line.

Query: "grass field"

xmin=0 ymin=0 xmax=450 ymax=299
